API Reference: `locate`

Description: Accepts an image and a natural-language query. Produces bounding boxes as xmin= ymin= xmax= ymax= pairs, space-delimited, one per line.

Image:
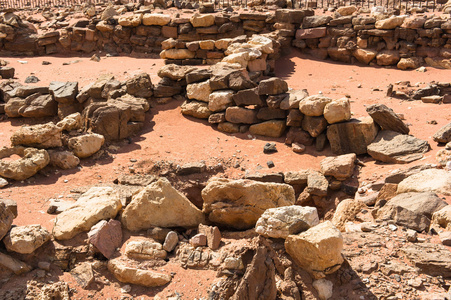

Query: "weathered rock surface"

xmin=255 ymin=205 xmax=319 ymax=238
xmin=431 ymin=206 xmax=451 ymax=231
xmin=285 ymin=221 xmax=344 ymax=279
xmin=332 ymin=199 xmax=368 ymax=231
xmin=367 ymin=130 xmax=429 ymax=164
xmin=121 ymin=177 xmax=205 ymax=231
xmin=402 ymin=243 xmax=451 ymax=277
xmin=88 ymin=219 xmax=122 ymax=259
xmin=306 ymin=171 xmax=328 ymax=196
xmin=202 ymin=178 xmax=295 ymax=230
xmin=366 ymin=104 xmax=410 ymax=134
xmin=320 ymin=153 xmax=356 ymax=180
xmin=433 ymin=122 xmax=451 ymax=144
xmin=0 ymin=146 xmax=50 ymax=181
xmin=181 ymin=100 xmax=212 ymax=119
xmin=124 ymin=239 xmax=167 ymax=260
xmin=53 ymin=187 xmax=122 ymax=240
xmin=0 ymin=252 xmax=31 ymax=275
xmin=3 ymin=224 xmax=51 ymax=254
xmin=323 ymin=98 xmax=351 ymax=124
xmin=68 ymin=133 xmax=105 ymax=158
xmin=49 ymin=81 xmax=78 ymax=103
xmin=11 ymin=122 xmax=62 ymax=148
xmin=397 ymin=169 xmax=451 ymax=196
xmin=299 ymin=95 xmax=332 ymax=117
xmin=0 ymin=202 xmax=14 ymax=241
xmin=249 ymin=120 xmax=286 ymax=138
xmin=48 ymin=150 xmax=80 ymax=169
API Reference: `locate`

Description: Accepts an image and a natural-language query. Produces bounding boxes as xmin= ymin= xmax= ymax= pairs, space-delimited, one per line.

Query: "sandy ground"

xmin=0 ymin=48 xmax=450 ymax=298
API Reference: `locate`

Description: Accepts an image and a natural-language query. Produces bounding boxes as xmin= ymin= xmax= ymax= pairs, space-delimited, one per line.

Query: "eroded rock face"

xmin=121 ymin=177 xmax=205 ymax=231
xmin=255 ymin=206 xmax=319 ymax=238
xmin=0 ymin=146 xmax=50 ymax=181
xmin=53 ymin=187 xmax=122 ymax=240
xmin=11 ymin=122 xmax=62 ymax=148
xmin=285 ymin=221 xmax=343 ymax=279
xmin=3 ymin=224 xmax=51 ymax=254
xmin=202 ymin=178 xmax=295 ymax=230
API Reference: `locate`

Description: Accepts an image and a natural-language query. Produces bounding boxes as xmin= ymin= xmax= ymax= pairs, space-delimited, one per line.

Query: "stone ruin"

xmin=1 ymin=2 xmax=451 ymax=300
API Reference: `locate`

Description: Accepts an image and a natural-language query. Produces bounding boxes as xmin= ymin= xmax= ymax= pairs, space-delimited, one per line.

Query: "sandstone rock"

xmin=198 ymin=224 xmax=221 ymax=250
xmin=313 ymin=279 xmax=333 ymax=300
xmin=376 ymin=50 xmax=400 ymax=66
xmin=0 ymin=252 xmax=31 ymax=275
xmin=397 ymin=169 xmax=451 ymax=196
xmin=433 ymin=122 xmax=451 ymax=144
xmin=327 ymin=117 xmax=378 ymax=155
xmin=101 ymin=6 xmax=118 ymax=21
xmin=124 ymin=239 xmax=167 ymax=260
xmin=18 ymin=93 xmax=57 ymax=118
xmin=397 ymin=57 xmax=423 ymax=70
xmin=306 ymin=171 xmax=328 ymax=196
xmin=320 ymin=153 xmax=356 ymax=180
xmin=186 ymin=80 xmax=211 ymax=102
xmin=222 ymin=52 xmax=249 ymax=69
xmin=181 ymin=100 xmax=211 ymax=119
xmin=233 ymin=88 xmax=264 ymax=106
xmin=49 ymin=81 xmax=78 ymax=104
xmin=402 ymin=243 xmax=451 ymax=277
xmin=11 ymin=122 xmax=62 ymax=148
xmin=160 ymin=49 xmax=195 ymax=60
xmin=126 ymin=73 xmax=153 ymax=98
xmin=258 ymin=78 xmax=288 ymax=95
xmin=352 ymin=48 xmax=377 ymax=65
xmin=142 ymin=14 xmax=171 ymax=26
xmin=280 ymin=89 xmax=309 ymax=110
xmin=366 ymin=104 xmax=409 ymax=134
xmin=122 ymin=177 xmax=205 ymax=231
xmin=285 ymin=127 xmax=313 ymax=146
xmin=323 ymin=98 xmax=351 ymax=124
xmin=285 ymin=221 xmax=343 ymax=279
xmin=108 ymin=257 xmax=171 ymax=287
xmin=202 ymin=178 xmax=295 ymax=230
xmin=255 ymin=205 xmax=319 ymax=238
xmin=299 ymin=95 xmax=332 ymax=116
xmin=3 ymin=224 xmax=50 ymax=254
xmin=5 ymin=98 xmax=26 ymax=118
xmin=56 ymin=112 xmax=83 ymax=131
xmin=367 ymin=130 xmax=429 ymax=164
xmin=332 ymin=199 xmax=367 ymax=231
xmin=376 ymin=192 xmax=447 ymax=232
xmin=296 ymin=27 xmax=327 ymax=39
xmin=190 ymin=14 xmax=215 ymax=27
xmin=190 ymin=233 xmax=207 ymax=247
xmin=208 ymin=90 xmax=234 ymax=112
xmin=337 ymin=5 xmax=357 ymax=16
xmin=71 ymin=262 xmax=94 ymax=289
xmin=249 ymin=120 xmax=286 ymax=138
xmin=225 ymin=106 xmax=258 ymax=124
xmin=88 ymin=74 xmax=114 ymax=98
xmin=157 ymin=64 xmax=196 ymax=81
xmin=68 ymin=133 xmax=104 ymax=159
xmin=118 ymin=13 xmax=142 ymax=27
xmin=375 ymin=16 xmax=406 ymax=29
xmin=48 ymin=150 xmax=79 ymax=169
xmin=431 ymin=206 xmax=451 ymax=231
xmin=0 ymin=202 xmax=14 ymax=240
xmin=303 ymin=16 xmax=332 ymax=28
xmin=163 ymin=231 xmax=178 ymax=252
xmin=53 ymin=187 xmax=122 ymax=240
xmin=0 ymin=146 xmax=50 ymax=181
xmin=437 ymin=149 xmax=451 ymax=167
xmin=88 ymin=219 xmax=122 ymax=259
xmin=302 ymin=115 xmax=327 ymax=137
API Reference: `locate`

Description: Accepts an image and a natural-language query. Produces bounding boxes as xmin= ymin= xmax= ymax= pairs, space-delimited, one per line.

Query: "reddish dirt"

xmin=1 ymin=48 xmax=450 ymax=299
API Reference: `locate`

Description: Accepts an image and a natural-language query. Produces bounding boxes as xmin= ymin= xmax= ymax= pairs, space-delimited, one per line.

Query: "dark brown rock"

xmin=366 ymin=104 xmax=410 ymax=134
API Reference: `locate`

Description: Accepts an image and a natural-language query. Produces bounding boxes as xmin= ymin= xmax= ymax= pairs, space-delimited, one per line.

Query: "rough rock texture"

xmin=0 ymin=202 xmax=14 ymax=241
xmin=433 ymin=122 xmax=451 ymax=144
xmin=53 ymin=187 xmax=122 ymax=240
xmin=375 ymin=192 xmax=448 ymax=232
xmin=67 ymin=133 xmax=105 ymax=158
xmin=121 ymin=177 xmax=205 ymax=231
xmin=0 ymin=146 xmax=50 ymax=181
xmin=49 ymin=81 xmax=78 ymax=103
xmin=249 ymin=120 xmax=286 ymax=138
xmin=198 ymin=224 xmax=221 ymax=250
xmin=332 ymin=199 xmax=367 ymax=231
xmin=3 ymin=224 xmax=51 ymax=254
xmin=366 ymin=104 xmax=410 ymax=134
xmin=402 ymin=243 xmax=451 ymax=277
xmin=323 ymin=98 xmax=351 ymax=124
xmin=48 ymin=150 xmax=80 ymax=169
xmin=108 ymin=257 xmax=171 ymax=287
xmin=10 ymin=122 xmax=62 ymax=148
xmin=202 ymin=178 xmax=295 ymax=230
xmin=88 ymin=219 xmax=122 ymax=259
xmin=306 ymin=171 xmax=328 ymax=196
xmin=367 ymin=130 xmax=429 ymax=164
xmin=126 ymin=73 xmax=153 ymax=98
xmin=124 ymin=239 xmax=167 ymax=260
xmin=0 ymin=252 xmax=31 ymax=275
xmin=181 ymin=100 xmax=212 ymax=119
xmin=397 ymin=169 xmax=451 ymax=196
xmin=255 ymin=205 xmax=319 ymax=238
xmin=431 ymin=206 xmax=451 ymax=231
xmin=285 ymin=221 xmax=344 ymax=279
xmin=320 ymin=153 xmax=356 ymax=180
xmin=299 ymin=95 xmax=332 ymax=117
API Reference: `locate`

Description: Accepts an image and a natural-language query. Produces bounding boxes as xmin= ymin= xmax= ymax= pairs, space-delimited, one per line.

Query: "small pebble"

xmin=267 ymin=161 xmax=275 ymax=168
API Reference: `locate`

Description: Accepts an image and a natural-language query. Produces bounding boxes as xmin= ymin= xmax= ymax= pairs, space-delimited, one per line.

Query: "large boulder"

xmin=68 ymin=133 xmax=105 ymax=158
xmin=258 ymin=78 xmax=288 ymax=95
xmin=11 ymin=123 xmax=62 ymax=148
xmin=3 ymin=224 xmax=51 ymax=254
xmin=323 ymin=98 xmax=351 ymax=124
xmin=121 ymin=177 xmax=205 ymax=231
xmin=285 ymin=221 xmax=343 ymax=279
xmin=18 ymin=94 xmax=57 ymax=118
xmin=52 ymin=187 xmax=122 ymax=240
xmin=367 ymin=130 xmax=429 ymax=164
xmin=433 ymin=122 xmax=451 ymax=144
xmin=255 ymin=206 xmax=319 ymax=239
xmin=181 ymin=100 xmax=211 ymax=119
xmin=126 ymin=73 xmax=153 ymax=98
xmin=375 ymin=192 xmax=448 ymax=232
xmin=49 ymin=81 xmax=78 ymax=104
xmin=186 ymin=80 xmax=211 ymax=102
xmin=202 ymin=178 xmax=295 ymax=230
xmin=249 ymin=120 xmax=286 ymax=138
xmin=327 ymin=117 xmax=378 ymax=155
xmin=0 ymin=146 xmax=50 ymax=181
xmin=0 ymin=202 xmax=14 ymax=241
xmin=397 ymin=169 xmax=451 ymax=196
xmin=299 ymin=95 xmax=332 ymax=117
xmin=320 ymin=153 xmax=356 ymax=180
xmin=366 ymin=104 xmax=409 ymax=134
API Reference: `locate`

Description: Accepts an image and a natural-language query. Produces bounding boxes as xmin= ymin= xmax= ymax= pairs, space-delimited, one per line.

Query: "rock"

xmin=3 ymin=224 xmax=50 ymax=254
xmin=190 ymin=14 xmax=215 ymax=27
xmin=225 ymin=107 xmax=258 ymax=124
xmin=0 ymin=252 xmax=31 ymax=275
xmin=431 ymin=206 xmax=451 ymax=231
xmin=352 ymin=48 xmax=378 ymax=65
xmin=323 ymin=98 xmax=351 ymax=124
xmin=255 ymin=206 xmax=319 ymax=238
xmin=202 ymin=178 xmax=295 ymax=230
xmin=0 ymin=202 xmax=14 ymax=240
xmin=118 ymin=13 xmax=142 ymax=27
xmin=163 ymin=231 xmax=179 ymax=252
xmin=284 ymin=170 xmax=309 ymax=186
xmin=11 ymin=122 xmax=62 ymax=148
xmin=198 ymin=224 xmax=221 ymax=250
xmin=0 ymin=146 xmax=50 ymax=181
xmin=327 ymin=117 xmax=379 ymax=155
xmin=402 ymin=243 xmax=451 ymax=277
xmin=313 ymin=279 xmax=333 ymax=300
xmin=375 ymin=192 xmax=447 ymax=232
xmin=232 ymin=88 xmax=264 ymax=106
xmin=258 ymin=78 xmax=288 ymax=95
xmin=306 ymin=171 xmax=328 ymax=196
xmin=161 ymin=49 xmax=196 ymax=60
xmin=208 ymin=90 xmax=234 ymax=112
xmin=332 ymin=199 xmax=367 ymax=231
xmin=366 ymin=104 xmax=410 ymax=134
xmin=48 ymin=150 xmax=80 ymax=169
xmin=124 ymin=239 xmax=167 ymax=260
xmin=263 ymin=142 xmax=278 ymax=154
xmin=157 ymin=64 xmax=196 ymax=81
xmin=186 ymin=69 xmax=211 ymax=84
xmin=299 ymin=95 xmax=332 ymax=117
xmin=385 ymin=164 xmax=434 ymax=184
xmin=176 ymin=162 xmax=206 ymax=175
xmin=367 ymin=130 xmax=429 ymax=164
xmin=68 ymin=133 xmax=105 ymax=158
xmin=49 ymin=81 xmax=78 ymax=104
xmin=0 ymin=199 xmax=16 ymax=218
xmin=303 ymin=15 xmax=332 ymax=28
xmin=0 ymin=67 xmax=15 ymax=79
xmin=181 ymin=100 xmax=212 ymax=119
xmin=53 ymin=187 xmax=122 ymax=240
xmin=5 ymin=98 xmax=26 ymax=118
xmin=375 ymin=16 xmax=406 ymax=29
xmin=397 ymin=168 xmax=451 ymax=196
xmin=71 ymin=262 xmax=94 ymax=289
xmin=121 ymin=177 xmax=205 ymax=231
xmin=222 ymin=52 xmax=249 ymax=69
xmin=296 ymin=27 xmax=327 ymax=39
xmin=433 ymin=122 xmax=451 ymax=144
xmin=108 ymin=257 xmax=171 ymax=287
xmin=186 ymin=80 xmax=211 ymax=102
xmin=285 ymin=221 xmax=343 ymax=279
xmin=376 ymin=50 xmax=400 ymax=66
xmin=280 ymin=89 xmax=309 ymax=110
xmin=249 ymin=120 xmax=286 ymax=138
xmin=126 ymin=73 xmax=153 ymax=98
xmin=142 ymin=14 xmax=171 ymax=26
xmin=56 ymin=112 xmax=83 ymax=131
xmin=285 ymin=127 xmax=313 ymax=146
xmin=190 ymin=233 xmax=207 ymax=247
xmin=397 ymin=57 xmax=423 ymax=70
xmin=292 ymin=143 xmax=306 ymax=153
xmin=302 ymin=115 xmax=328 ymax=137
xmin=147 ymin=227 xmax=172 ymax=243
xmin=88 ymin=219 xmax=122 ymax=259
xmin=439 ymin=231 xmax=451 ymax=246
xmin=320 ymin=153 xmax=356 ymax=180
xmin=18 ymin=93 xmax=57 ymax=118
